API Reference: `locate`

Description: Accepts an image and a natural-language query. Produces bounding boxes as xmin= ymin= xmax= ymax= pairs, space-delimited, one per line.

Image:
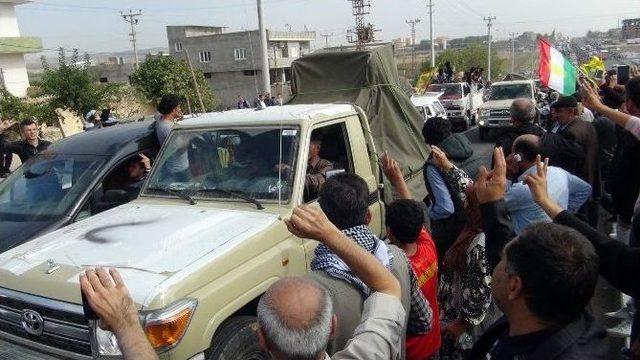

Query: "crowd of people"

xmin=237 ymin=92 xmax=284 ymax=110
xmin=4 ymin=66 xmax=640 ymax=359
xmin=75 ymin=70 xmax=640 ymax=360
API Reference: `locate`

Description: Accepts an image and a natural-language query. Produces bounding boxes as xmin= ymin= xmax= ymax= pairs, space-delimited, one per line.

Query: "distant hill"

xmin=25 ymin=47 xmax=169 ymax=71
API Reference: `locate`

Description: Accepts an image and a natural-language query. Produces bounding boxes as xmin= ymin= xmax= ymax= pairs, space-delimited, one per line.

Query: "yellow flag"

xmin=415 ymin=67 xmax=437 ymax=94
xmin=580 ymin=56 xmax=606 ymax=76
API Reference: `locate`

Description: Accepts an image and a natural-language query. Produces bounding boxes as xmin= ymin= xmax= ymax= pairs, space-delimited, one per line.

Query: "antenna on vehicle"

xmin=277 ymin=117 xmax=283 ymax=220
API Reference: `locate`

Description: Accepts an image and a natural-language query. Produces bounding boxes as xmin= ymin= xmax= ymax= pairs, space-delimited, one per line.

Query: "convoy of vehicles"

xmin=0 ymin=122 xmax=159 ymax=253
xmin=426 ymin=82 xmax=484 ymax=130
xmin=477 ymin=79 xmax=538 ymax=140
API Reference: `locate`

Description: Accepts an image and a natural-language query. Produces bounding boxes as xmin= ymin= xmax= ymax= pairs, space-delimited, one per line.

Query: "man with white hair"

xmin=258 ymin=204 xmax=406 ymax=359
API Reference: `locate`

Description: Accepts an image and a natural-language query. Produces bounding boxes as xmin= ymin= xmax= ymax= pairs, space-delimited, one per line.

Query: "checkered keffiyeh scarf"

xmin=311 ymin=225 xmax=433 ymax=336
xmin=311 ymin=225 xmax=393 ymax=296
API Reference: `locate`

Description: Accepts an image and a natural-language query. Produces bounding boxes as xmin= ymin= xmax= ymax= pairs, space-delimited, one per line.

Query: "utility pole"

xmin=483 ymin=16 xmax=496 ymax=81
xmin=406 ymin=19 xmax=420 ymax=76
xmin=120 ymin=10 xmax=142 ymax=70
xmin=321 ymin=32 xmax=334 ymax=48
xmin=257 ymin=0 xmax=271 ymax=94
xmin=406 ymin=19 xmax=420 ymax=46
xmin=428 ymin=0 xmax=435 ymax=66
xmin=509 ymin=32 xmax=518 ymax=73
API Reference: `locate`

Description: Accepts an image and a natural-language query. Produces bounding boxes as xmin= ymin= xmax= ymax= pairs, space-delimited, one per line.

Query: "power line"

xmin=320 ymin=32 xmax=334 ymax=48
xmin=483 ymin=16 xmax=496 ymax=81
xmin=120 ymin=9 xmax=143 ymax=70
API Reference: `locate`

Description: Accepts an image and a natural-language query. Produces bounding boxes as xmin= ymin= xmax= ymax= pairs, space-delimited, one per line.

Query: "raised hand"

xmin=523 ymin=155 xmax=549 ymax=205
xmin=285 ymin=205 xmax=340 ymax=242
xmin=431 ymin=145 xmax=453 ymax=171
xmin=579 ymin=77 xmax=603 ymax=112
xmin=139 ymin=154 xmax=151 ymax=171
xmin=0 ymin=119 xmax=16 ymax=132
xmin=380 ymin=151 xmax=403 ymax=184
xmin=474 ymin=147 xmax=507 ymax=204
xmin=524 ymin=155 xmax=563 ymax=218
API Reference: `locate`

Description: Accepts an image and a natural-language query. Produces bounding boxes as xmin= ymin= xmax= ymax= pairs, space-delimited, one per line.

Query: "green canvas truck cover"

xmin=288 ymin=44 xmax=429 ymax=202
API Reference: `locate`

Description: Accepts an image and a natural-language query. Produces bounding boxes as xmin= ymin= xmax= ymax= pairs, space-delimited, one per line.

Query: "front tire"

xmin=207 ymin=316 xmax=268 ymax=360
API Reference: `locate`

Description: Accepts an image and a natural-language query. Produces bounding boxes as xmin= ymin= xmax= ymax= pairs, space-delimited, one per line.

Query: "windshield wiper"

xmin=198 ymin=188 xmax=264 ymax=210
xmin=148 ymin=187 xmax=197 ymax=205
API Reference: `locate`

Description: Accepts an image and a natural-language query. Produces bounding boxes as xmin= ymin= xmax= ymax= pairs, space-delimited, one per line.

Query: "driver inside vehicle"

xmin=274 ymin=132 xmax=333 ymax=201
xmin=216 ymin=145 xmax=281 ymax=195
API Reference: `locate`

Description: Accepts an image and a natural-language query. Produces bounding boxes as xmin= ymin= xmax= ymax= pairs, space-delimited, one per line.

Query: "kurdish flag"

xmin=538 ymin=38 xmax=578 ymax=95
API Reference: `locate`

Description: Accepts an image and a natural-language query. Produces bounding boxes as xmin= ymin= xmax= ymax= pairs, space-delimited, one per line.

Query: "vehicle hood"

xmin=480 ymin=99 xmax=515 ymax=109
xmin=0 ymin=219 xmax=58 ymax=254
xmin=0 ymin=203 xmax=278 ymax=305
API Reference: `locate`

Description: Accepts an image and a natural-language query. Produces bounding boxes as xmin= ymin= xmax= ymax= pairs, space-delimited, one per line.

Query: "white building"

xmin=0 ymin=0 xmax=41 ymax=97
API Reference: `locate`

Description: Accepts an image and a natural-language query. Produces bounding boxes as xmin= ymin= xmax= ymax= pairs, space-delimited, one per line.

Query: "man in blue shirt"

xmin=504 ymin=134 xmax=591 ymax=234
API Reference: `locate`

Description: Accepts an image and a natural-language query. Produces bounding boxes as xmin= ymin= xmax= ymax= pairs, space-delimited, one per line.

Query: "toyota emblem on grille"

xmin=21 ymin=309 xmax=44 ymax=336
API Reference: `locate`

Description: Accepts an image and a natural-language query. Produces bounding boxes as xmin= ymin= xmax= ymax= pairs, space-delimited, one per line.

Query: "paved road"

xmin=462 ymin=125 xmax=495 ymax=166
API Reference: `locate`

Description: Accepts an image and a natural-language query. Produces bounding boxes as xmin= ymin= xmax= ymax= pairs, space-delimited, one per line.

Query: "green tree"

xmin=424 ymin=44 xmax=507 ymax=81
xmin=130 ymin=55 xmax=217 ymax=112
xmin=38 ymin=48 xmax=116 ymax=116
xmin=0 ymin=89 xmax=57 ymax=125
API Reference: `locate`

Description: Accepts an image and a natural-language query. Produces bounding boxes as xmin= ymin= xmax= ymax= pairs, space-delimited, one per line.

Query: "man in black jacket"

xmin=468 ymin=148 xmax=608 ymax=360
xmin=3 ymin=119 xmax=51 ymax=164
xmin=495 ymin=98 xmax=545 ymax=157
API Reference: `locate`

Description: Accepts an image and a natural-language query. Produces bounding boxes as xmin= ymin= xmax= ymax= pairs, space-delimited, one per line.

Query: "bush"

xmin=130 ymin=55 xmax=217 ymax=112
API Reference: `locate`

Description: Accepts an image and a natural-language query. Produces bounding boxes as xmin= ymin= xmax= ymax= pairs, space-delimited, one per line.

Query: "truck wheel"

xmin=479 ymin=127 xmax=489 ymax=141
xmin=207 ymin=316 xmax=268 ymax=360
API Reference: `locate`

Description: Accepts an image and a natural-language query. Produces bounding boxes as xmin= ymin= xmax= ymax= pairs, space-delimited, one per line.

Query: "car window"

xmin=0 ymin=154 xmax=105 ymax=220
xmin=144 ymin=127 xmax=299 ymax=202
xmin=463 ymin=85 xmax=471 ymax=96
xmin=305 ymin=122 xmax=353 ymax=203
xmin=488 ymin=84 xmax=533 ymax=101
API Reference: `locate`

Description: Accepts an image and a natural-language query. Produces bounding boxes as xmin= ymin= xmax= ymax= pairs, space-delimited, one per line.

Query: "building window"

xmin=234 ymin=48 xmax=248 ymax=61
xmin=244 ymin=70 xmax=257 ymax=76
xmin=204 ymin=72 xmax=212 ymax=79
xmin=199 ymin=51 xmax=212 ymax=63
xmin=175 ymin=42 xmax=183 ymax=52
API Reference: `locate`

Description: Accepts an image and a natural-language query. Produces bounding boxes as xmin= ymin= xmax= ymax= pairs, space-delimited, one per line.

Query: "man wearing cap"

xmin=546 ymin=95 xmax=601 ymax=225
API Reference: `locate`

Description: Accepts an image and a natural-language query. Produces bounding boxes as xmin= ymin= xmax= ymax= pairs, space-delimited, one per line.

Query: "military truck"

xmin=0 ymin=46 xmax=429 ymax=360
xmin=477 ymin=79 xmax=537 ymax=141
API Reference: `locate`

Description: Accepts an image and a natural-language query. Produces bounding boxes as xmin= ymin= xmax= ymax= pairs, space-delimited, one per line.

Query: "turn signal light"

xmin=144 ymin=299 xmax=197 ymax=350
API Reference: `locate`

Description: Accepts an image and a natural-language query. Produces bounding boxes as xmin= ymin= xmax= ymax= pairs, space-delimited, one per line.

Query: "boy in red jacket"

xmin=383 ymin=153 xmax=441 ymax=359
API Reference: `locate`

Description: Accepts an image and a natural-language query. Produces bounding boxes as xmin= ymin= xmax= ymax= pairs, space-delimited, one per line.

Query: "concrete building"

xmin=0 ymin=0 xmax=41 ymax=97
xmin=167 ymin=25 xmax=315 ymax=108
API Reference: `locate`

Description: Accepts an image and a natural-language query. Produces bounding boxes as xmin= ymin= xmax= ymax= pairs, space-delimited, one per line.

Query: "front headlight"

xmin=92 ymin=298 xmax=197 ymax=356
xmin=480 ymin=109 xmax=490 ymax=118
xmin=94 ymin=326 xmax=122 ymax=356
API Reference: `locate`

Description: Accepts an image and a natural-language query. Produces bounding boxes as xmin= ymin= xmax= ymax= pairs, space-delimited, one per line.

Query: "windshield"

xmin=488 ymin=84 xmax=533 ymax=101
xmin=144 ymin=126 xmax=299 ymax=202
xmin=427 ymin=84 xmax=462 ymax=98
xmin=0 ymin=154 xmax=105 ymax=220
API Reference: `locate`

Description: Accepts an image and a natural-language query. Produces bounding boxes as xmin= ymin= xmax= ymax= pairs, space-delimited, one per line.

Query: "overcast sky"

xmin=15 ymin=0 xmax=640 ymax=54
